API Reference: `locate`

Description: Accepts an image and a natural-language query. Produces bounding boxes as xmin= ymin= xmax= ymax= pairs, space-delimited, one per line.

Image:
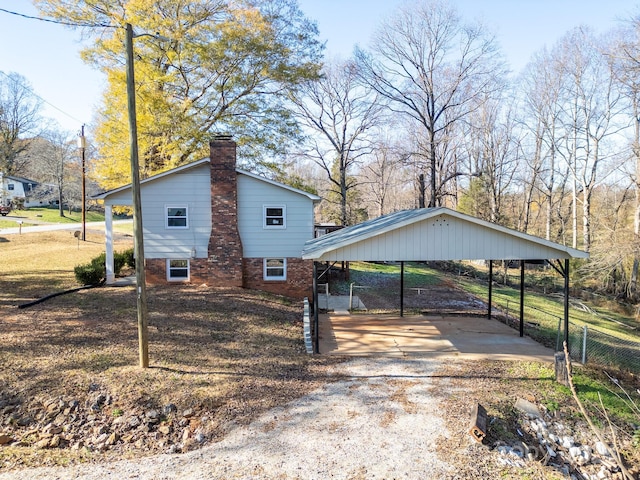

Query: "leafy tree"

xmin=0 ymin=72 xmax=42 ymax=175
xmin=35 ymin=0 xmax=323 ymax=189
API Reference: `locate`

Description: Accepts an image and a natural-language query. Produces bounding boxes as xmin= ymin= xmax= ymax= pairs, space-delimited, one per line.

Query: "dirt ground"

xmin=0 ymin=267 xmax=638 ymax=478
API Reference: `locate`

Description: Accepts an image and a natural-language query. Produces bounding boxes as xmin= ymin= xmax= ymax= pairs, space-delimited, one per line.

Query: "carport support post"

xmin=564 ymin=259 xmax=570 ymax=347
xmin=313 ymin=261 xmax=319 ymax=354
xmin=400 ymin=261 xmax=404 ymax=317
xmin=488 ymin=260 xmax=493 ymax=319
xmin=519 ymin=260 xmax=525 ymax=337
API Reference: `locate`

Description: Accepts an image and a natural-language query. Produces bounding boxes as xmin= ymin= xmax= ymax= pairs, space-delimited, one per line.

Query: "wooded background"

xmin=2 ymin=0 xmax=640 ymax=302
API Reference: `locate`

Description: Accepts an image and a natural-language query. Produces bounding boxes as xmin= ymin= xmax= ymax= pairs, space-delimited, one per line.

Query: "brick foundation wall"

xmin=243 ymin=258 xmax=313 ymax=299
xmin=145 ymin=258 xmax=166 ymax=284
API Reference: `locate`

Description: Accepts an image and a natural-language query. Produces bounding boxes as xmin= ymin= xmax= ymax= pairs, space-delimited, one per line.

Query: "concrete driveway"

xmin=319 ymin=313 xmax=555 ymax=362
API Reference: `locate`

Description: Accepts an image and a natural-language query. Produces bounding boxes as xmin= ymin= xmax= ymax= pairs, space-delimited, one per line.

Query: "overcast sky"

xmin=0 ymin=0 xmax=638 ymax=133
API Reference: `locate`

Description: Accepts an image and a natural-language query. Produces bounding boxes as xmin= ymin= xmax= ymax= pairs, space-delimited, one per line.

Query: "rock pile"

xmin=0 ymin=388 xmax=211 ymax=460
xmin=495 ymin=398 xmax=635 ymax=480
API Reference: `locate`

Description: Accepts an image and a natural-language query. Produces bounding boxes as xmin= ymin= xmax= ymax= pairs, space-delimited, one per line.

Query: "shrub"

xmin=113 ymin=251 xmax=127 ymax=274
xmin=120 ymin=248 xmax=135 ymax=269
xmin=74 ymin=249 xmax=135 ymax=285
xmin=74 ymin=262 xmax=105 ymax=285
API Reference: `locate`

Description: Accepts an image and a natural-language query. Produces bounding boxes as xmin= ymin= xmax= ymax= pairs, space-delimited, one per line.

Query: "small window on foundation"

xmin=167 ymin=259 xmax=189 ymax=281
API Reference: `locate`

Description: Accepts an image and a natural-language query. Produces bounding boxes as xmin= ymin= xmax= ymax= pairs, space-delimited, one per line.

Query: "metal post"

xmin=519 ymin=260 xmax=525 ymax=337
xmin=126 ymin=23 xmax=149 ymax=368
xmin=488 ymin=260 xmax=493 ymax=320
xmin=582 ymin=325 xmax=588 ymax=365
xmin=564 ymin=259 xmax=570 ymax=349
xmin=400 ymin=261 xmax=404 ymax=317
xmin=313 ymin=262 xmax=319 ymax=354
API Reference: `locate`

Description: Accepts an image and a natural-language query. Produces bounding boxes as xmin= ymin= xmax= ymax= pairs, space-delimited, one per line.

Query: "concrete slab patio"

xmin=318 ymin=313 xmax=555 ymax=362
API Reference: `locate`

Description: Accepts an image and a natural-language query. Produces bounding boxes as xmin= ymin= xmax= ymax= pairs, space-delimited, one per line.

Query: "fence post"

xmin=582 ymin=325 xmax=588 ymax=365
xmin=349 ymin=282 xmax=354 ymax=311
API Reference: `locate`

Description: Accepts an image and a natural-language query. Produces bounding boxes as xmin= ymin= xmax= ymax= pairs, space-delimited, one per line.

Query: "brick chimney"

xmin=207 ymin=135 xmax=243 ymax=286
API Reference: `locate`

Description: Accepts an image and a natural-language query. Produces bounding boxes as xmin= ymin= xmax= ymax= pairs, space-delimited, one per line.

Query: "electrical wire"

xmin=0 ymin=6 xmax=118 ymax=29
xmin=0 ymin=70 xmax=88 ymax=127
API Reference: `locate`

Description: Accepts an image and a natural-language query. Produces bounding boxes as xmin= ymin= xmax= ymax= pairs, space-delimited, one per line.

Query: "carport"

xmin=302 ymin=207 xmax=589 ymax=355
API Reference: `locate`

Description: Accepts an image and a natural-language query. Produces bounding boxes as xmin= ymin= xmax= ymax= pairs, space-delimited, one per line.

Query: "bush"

xmin=120 ymin=248 xmax=135 ymax=269
xmin=113 ymin=251 xmax=127 ymax=274
xmin=74 ymin=249 xmax=135 ymax=285
xmin=74 ymin=262 xmax=105 ymax=285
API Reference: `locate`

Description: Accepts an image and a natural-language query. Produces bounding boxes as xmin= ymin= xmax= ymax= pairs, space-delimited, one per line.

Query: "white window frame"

xmin=263 ymin=258 xmax=286 ymax=281
xmin=165 ymin=204 xmax=189 ymax=229
xmin=167 ymin=259 xmax=190 ymax=281
xmin=263 ymin=205 xmax=286 ymax=229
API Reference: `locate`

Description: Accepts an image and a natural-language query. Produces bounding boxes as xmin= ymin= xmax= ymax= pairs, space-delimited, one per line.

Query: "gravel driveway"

xmin=0 ymin=357 xmax=455 ymax=480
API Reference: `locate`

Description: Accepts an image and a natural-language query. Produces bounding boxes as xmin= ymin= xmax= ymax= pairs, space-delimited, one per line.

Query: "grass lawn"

xmin=0 ymin=208 xmax=108 ymax=229
xmin=0 ymin=230 xmax=131 ymax=305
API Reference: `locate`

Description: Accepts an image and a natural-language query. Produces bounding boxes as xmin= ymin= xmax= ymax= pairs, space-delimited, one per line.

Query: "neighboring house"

xmin=93 ymin=135 xmax=321 ymax=299
xmin=0 ymin=173 xmax=42 ymax=208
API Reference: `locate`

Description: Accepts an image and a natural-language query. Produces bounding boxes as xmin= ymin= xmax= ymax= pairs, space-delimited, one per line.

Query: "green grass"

xmin=349 ymin=261 xmax=441 ymax=287
xmin=456 ymin=277 xmax=640 ymax=342
xmin=7 ymin=207 xmax=105 ymax=224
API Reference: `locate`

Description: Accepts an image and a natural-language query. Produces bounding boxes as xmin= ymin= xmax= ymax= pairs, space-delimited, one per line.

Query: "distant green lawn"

xmin=0 ymin=207 xmax=105 ymax=227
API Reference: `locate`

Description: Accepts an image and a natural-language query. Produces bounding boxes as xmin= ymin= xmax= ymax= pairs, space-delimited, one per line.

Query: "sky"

xmin=0 ymin=0 xmax=638 ymax=135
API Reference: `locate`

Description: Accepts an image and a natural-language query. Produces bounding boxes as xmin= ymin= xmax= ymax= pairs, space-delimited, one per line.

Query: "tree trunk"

xmin=58 ymin=189 xmax=64 ymax=217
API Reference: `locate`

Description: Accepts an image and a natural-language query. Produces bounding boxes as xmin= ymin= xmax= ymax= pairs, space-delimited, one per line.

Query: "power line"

xmin=0 ymin=70 xmax=88 ymax=127
xmin=0 ymin=7 xmax=118 ymax=29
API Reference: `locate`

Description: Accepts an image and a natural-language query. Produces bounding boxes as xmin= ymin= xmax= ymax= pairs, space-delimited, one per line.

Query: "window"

xmin=167 ymin=259 xmax=189 ymax=281
xmin=263 ymin=205 xmax=285 ymax=229
xmin=166 ymin=205 xmax=188 ymax=229
xmin=264 ymin=258 xmax=286 ymax=281
xmin=7 ymin=184 xmax=14 ymax=191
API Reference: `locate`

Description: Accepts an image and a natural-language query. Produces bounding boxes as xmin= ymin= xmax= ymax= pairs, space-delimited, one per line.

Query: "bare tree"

xmin=27 ymin=131 xmax=78 ymax=217
xmin=289 ymin=59 xmax=382 ymax=225
xmin=359 ymin=134 xmax=411 ymax=217
xmin=558 ymin=27 xmax=623 ymax=252
xmin=355 ymin=0 xmax=506 ymax=207
xmin=518 ymin=47 xmax=570 ymax=239
xmin=458 ymin=94 xmax=520 ymax=225
xmin=611 ymin=13 xmax=640 ymax=294
xmin=0 ymin=72 xmax=42 ymax=175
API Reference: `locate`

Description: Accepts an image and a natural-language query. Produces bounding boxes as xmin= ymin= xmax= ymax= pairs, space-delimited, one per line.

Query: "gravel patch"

xmin=0 ymin=357 xmax=454 ymax=480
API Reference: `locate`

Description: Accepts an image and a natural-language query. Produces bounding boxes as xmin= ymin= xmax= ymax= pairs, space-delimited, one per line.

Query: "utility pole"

xmin=126 ymin=22 xmax=150 ymax=368
xmin=77 ymin=125 xmax=86 ymax=241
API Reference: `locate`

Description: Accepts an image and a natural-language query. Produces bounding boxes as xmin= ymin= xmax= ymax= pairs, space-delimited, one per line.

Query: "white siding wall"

xmin=106 ymin=164 xmax=212 ymax=259
xmin=237 ymin=175 xmax=315 ymax=258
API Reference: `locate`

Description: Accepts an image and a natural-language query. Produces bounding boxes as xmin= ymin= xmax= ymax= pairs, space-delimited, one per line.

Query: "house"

xmin=0 ymin=173 xmax=42 ymax=208
xmin=94 ymin=135 xmax=321 ymax=299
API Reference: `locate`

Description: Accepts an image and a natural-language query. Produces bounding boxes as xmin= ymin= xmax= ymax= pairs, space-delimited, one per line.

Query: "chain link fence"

xmin=498 ymin=300 xmax=640 ymax=373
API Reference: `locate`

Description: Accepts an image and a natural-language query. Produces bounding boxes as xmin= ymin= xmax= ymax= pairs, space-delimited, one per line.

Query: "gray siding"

xmin=237 ymin=175 xmax=315 ymax=258
xmin=106 ymin=164 xmax=212 ymax=259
